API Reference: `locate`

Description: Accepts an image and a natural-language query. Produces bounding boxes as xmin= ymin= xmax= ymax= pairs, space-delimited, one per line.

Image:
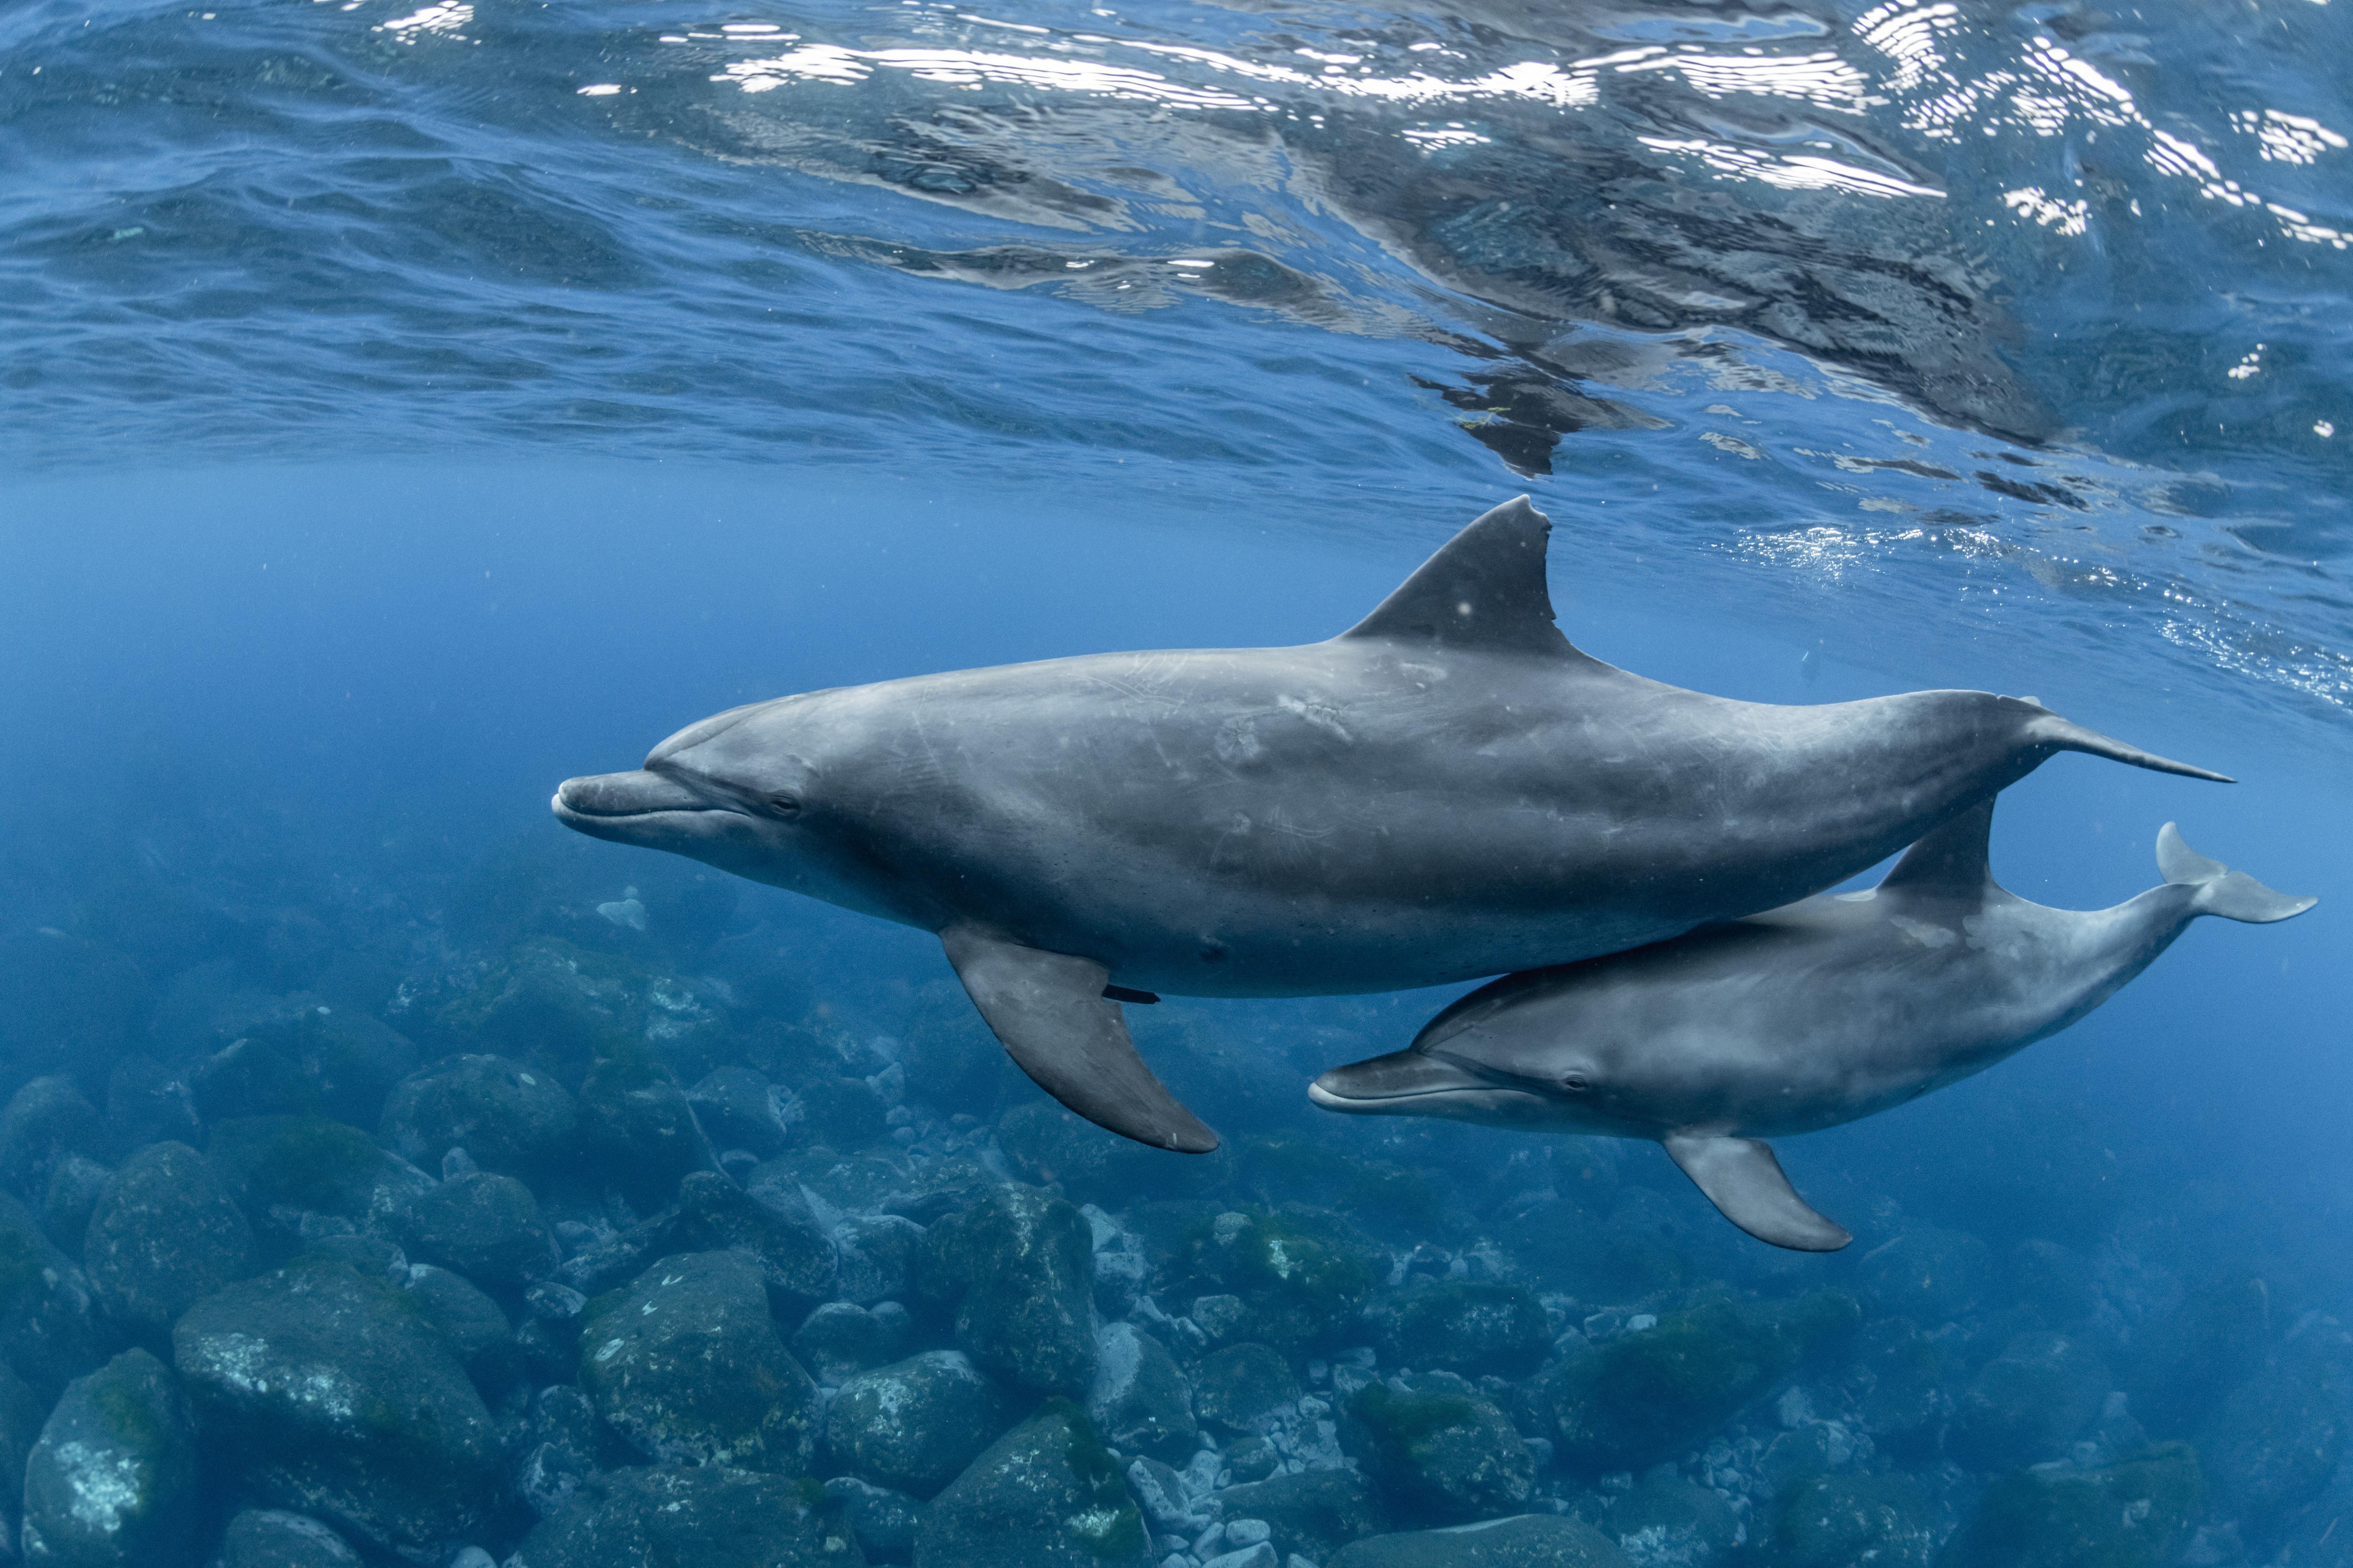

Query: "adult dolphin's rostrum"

xmin=1310 ymin=802 xmax=2311 ymax=1250
xmin=553 ymin=498 xmax=2229 ymax=1153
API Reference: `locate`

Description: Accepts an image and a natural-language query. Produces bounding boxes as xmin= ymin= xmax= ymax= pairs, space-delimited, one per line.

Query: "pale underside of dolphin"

xmin=1310 ymin=802 xmax=2314 ymax=1250
xmin=552 ymin=497 xmax=2232 ymax=1155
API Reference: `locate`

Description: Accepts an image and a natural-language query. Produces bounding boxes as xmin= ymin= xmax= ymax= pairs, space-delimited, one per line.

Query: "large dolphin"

xmin=1310 ymin=803 xmax=2312 ymax=1250
xmin=553 ymin=498 xmax=2229 ymax=1153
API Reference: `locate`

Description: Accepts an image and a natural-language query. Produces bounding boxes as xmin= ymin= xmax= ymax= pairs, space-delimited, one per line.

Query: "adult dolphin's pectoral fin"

xmin=940 ymin=927 xmax=1218 ymax=1154
xmin=1663 ymin=1134 xmax=1852 ymax=1252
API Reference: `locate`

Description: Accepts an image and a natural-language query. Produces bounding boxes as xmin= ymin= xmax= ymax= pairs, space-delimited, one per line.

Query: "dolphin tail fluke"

xmin=2156 ymin=823 xmax=2317 ymax=924
xmin=2026 ymin=711 xmax=2235 ymax=783
xmin=1663 ymin=1134 xmax=1852 ymax=1252
xmin=940 ymin=926 xmax=1220 ymax=1154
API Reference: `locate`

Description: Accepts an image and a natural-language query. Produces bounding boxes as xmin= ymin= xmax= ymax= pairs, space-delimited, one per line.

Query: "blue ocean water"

xmin=2 ymin=1 xmax=2350 ymax=1565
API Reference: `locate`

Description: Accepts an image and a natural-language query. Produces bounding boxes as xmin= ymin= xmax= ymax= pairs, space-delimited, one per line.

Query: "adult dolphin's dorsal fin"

xmin=1876 ymin=796 xmax=1999 ymax=901
xmin=1339 ymin=497 xmax=1582 ymax=657
xmin=940 ymin=926 xmax=1219 ymax=1154
xmin=1663 ymin=1134 xmax=1852 ymax=1252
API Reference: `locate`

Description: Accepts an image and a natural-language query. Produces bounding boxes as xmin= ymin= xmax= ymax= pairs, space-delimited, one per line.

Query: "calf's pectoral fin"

xmin=940 ymin=927 xmax=1218 ymax=1154
xmin=1662 ymin=1134 xmax=1851 ymax=1252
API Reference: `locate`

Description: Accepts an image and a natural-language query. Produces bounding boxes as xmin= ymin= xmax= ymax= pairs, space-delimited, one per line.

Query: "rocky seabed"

xmin=0 ymin=915 xmax=2343 ymax=1568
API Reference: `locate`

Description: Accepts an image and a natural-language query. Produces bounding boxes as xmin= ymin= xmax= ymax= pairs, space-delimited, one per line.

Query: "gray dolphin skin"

xmin=1310 ymin=802 xmax=2314 ymax=1251
xmin=552 ymin=497 xmax=2231 ymax=1155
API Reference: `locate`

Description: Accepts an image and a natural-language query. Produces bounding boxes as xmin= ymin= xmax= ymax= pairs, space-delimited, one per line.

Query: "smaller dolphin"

xmin=1309 ymin=803 xmax=2313 ymax=1251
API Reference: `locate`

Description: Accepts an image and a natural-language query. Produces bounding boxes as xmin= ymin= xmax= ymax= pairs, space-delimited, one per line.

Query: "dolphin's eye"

xmin=766 ymin=793 xmax=802 ymax=818
xmin=1562 ymin=1073 xmax=1590 ymax=1093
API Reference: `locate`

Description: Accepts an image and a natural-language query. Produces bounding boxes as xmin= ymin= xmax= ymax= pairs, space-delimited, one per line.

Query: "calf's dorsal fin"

xmin=1339 ymin=497 xmax=1584 ymax=659
xmin=1664 ymin=1134 xmax=1852 ymax=1251
xmin=1876 ymin=796 xmax=1998 ymax=901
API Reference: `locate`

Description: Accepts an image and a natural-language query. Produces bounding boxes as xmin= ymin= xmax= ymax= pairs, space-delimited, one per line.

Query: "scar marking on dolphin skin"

xmin=1276 ymin=695 xmax=1352 ymax=742
xmin=1215 ymin=716 xmax=1263 ymax=764
xmin=1889 ymin=916 xmax=1959 ymax=949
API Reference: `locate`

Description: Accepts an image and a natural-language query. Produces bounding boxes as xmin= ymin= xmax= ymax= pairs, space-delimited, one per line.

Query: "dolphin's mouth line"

xmin=1309 ymin=1050 xmax=1554 ymax=1111
xmin=551 ymin=797 xmax=733 ymax=823
xmin=552 ymin=768 xmax=747 ymax=826
xmin=1309 ymin=1083 xmax=1550 ymax=1105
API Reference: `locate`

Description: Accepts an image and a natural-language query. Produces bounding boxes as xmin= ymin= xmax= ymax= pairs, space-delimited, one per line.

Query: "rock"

xmin=688 ymin=1067 xmax=793 ymax=1159
xmin=2127 ymin=1275 xmax=2273 ymax=1437
xmin=797 ymin=1076 xmax=890 ymax=1150
xmin=2009 ymin=1239 xmax=2099 ymax=1324
xmin=0 ymin=1360 xmax=48 ymax=1536
xmin=1849 ymin=1318 xmax=1946 ymax=1458
xmin=921 ymin=1186 xmax=1098 ymax=1397
xmin=1232 ymin=1144 xmax=1451 ymax=1246
xmin=1181 ymin=1209 xmax=1380 ymax=1353
xmin=676 ymin=1170 xmax=839 ymax=1312
xmin=1204 ymin=1546 xmax=1280 ymax=1568
xmin=511 ymin=1384 xmax=617 ymax=1519
xmin=1608 ymin=1470 xmax=1736 ymax=1567
xmin=1341 ymin=1376 xmax=1534 ymax=1524
xmin=433 ymin=939 xmax=659 ymax=1075
xmin=1547 ymin=1141 xmax=1621 ymax=1223
xmin=1087 ymin=1320 xmax=1198 ymax=1461
xmin=556 ymin=1210 xmax=684 ymax=1297
xmin=189 ymin=1034 xmax=321 ymax=1124
xmin=793 ymin=1301 xmax=911 ymax=1385
xmin=914 ymin=1400 xmax=1150 ymax=1568
xmin=217 ymin=1509 xmax=366 ymax=1568
xmin=42 ymin=1155 xmax=113 ymax=1254
xmin=82 ymin=1140 xmax=254 ymax=1336
xmin=283 ymin=1009 xmax=423 ymax=1127
xmin=1942 ymin=1442 xmax=2201 ymax=1568
xmin=1532 ymin=1290 xmax=1859 ymax=1471
xmin=578 ymin=1250 xmax=820 ymax=1474
xmin=1855 ymin=1227 xmax=1995 ymax=1322
xmin=509 ymin=1464 xmax=862 ymax=1568
xmin=827 ymin=1475 xmax=918 ymax=1563
xmin=173 ymin=1258 xmax=502 ymax=1557
xmin=1193 ymin=1292 xmax=1250 ymax=1346
xmin=0 ymin=1077 xmax=100 ymax=1197
xmin=897 ymin=980 xmax=1017 ymax=1119
xmin=1212 ymin=1471 xmax=1385 ymax=1563
xmin=1195 ymin=1341 xmax=1301 ymax=1433
xmin=205 ymin=1115 xmax=434 ymax=1228
xmin=578 ymin=1053 xmax=722 ymax=1207
xmin=1093 ymin=1248 xmax=1149 ymax=1316
xmin=104 ymin=1057 xmax=200 ymax=1161
xmin=833 ymin=1213 xmax=926 ymax=1305
xmin=0 ymin=934 xmax=144 ymax=1090
xmin=392 ymin=1170 xmax=559 ymax=1290
xmin=1764 ymin=1472 xmax=1934 ymax=1568
xmin=0 ymin=1188 xmax=102 ymax=1395
xmin=403 ymin=1263 xmax=517 ymax=1389
xmin=1224 ymin=1433 xmax=1282 ymax=1482
xmin=1329 ymin=1515 xmax=1632 ymax=1568
xmin=189 ymin=1010 xmax=419 ymax=1129
xmin=1755 ymin=1422 xmax=1853 ymax=1496
xmin=302 ymin=1232 xmax=405 ymax=1281
xmin=2198 ymin=1323 xmax=2353 ymax=1527
xmin=20 ymin=1349 xmax=199 ymax=1568
xmin=1946 ymin=1330 xmax=2110 ymax=1470
xmin=826 ymin=1350 xmax=1012 ymax=1496
xmin=996 ymin=1102 xmax=1223 ymax=1209
xmin=1364 ymin=1281 xmax=1550 ymax=1379
xmin=379 ymin=1055 xmax=579 ymax=1181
